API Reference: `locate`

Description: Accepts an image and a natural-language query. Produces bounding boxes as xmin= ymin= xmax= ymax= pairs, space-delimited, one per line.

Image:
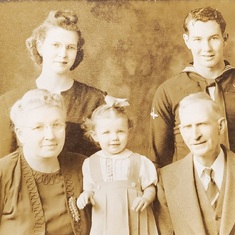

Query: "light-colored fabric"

xmin=204 ymin=168 xmax=220 ymax=207
xmin=82 ymin=149 xmax=158 ymax=191
xmin=156 ymin=146 xmax=235 ymax=235
xmin=194 ymin=148 xmax=224 ymax=191
xmin=85 ymin=151 xmax=158 ymax=235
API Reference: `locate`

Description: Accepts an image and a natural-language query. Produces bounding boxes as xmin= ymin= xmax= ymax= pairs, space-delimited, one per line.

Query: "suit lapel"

xmin=220 ymin=149 xmax=235 ymax=234
xmin=173 ymin=153 xmax=206 ymax=234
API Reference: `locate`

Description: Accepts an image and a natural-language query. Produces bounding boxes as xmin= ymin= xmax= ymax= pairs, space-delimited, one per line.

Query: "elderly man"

xmin=156 ymin=92 xmax=235 ymax=235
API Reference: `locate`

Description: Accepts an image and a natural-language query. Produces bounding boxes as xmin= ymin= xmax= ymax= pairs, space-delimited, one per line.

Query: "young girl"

xmin=77 ymin=96 xmax=158 ymax=235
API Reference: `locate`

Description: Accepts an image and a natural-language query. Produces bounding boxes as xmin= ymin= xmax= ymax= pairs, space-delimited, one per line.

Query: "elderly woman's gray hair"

xmin=10 ymin=89 xmax=66 ymax=128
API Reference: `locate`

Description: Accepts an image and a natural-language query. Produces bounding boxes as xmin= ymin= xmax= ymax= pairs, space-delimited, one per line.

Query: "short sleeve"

xmin=139 ymin=155 xmax=158 ymax=190
xmin=82 ymin=158 xmax=95 ymax=191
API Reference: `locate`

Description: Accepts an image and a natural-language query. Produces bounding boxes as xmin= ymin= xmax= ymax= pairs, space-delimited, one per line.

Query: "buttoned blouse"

xmin=82 ymin=149 xmax=157 ymax=191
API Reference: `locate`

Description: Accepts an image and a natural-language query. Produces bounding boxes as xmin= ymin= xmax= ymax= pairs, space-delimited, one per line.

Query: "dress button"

xmin=131 ymin=182 xmax=136 ymax=187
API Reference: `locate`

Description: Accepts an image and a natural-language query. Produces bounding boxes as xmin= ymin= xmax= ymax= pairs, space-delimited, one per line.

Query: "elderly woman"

xmin=0 ymin=9 xmax=106 ymax=158
xmin=0 ymin=89 xmax=90 ymax=235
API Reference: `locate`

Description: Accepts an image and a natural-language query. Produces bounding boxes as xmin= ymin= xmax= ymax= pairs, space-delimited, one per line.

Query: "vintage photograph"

xmin=0 ymin=0 xmax=234 ymax=234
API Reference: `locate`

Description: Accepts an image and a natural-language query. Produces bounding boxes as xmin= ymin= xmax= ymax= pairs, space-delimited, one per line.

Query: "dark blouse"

xmin=32 ymin=169 xmax=74 ymax=235
xmin=0 ymin=149 xmax=91 ymax=235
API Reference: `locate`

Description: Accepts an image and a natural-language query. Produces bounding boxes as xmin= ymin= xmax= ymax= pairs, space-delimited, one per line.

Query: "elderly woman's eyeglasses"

xmin=23 ymin=122 xmax=66 ymax=132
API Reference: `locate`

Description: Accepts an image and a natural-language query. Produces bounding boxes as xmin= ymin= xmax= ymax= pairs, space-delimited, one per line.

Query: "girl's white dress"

xmin=82 ymin=149 xmax=158 ymax=235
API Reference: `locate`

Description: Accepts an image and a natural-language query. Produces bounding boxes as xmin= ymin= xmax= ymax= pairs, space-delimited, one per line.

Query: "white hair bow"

xmin=104 ymin=95 xmax=130 ymax=108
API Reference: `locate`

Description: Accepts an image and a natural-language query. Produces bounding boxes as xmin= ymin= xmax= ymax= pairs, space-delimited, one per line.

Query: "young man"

xmin=149 ymin=7 xmax=235 ymax=168
xmin=156 ymin=92 xmax=235 ymax=235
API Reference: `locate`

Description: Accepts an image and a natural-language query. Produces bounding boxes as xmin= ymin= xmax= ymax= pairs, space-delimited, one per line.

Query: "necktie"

xmin=204 ymin=168 xmax=219 ymax=208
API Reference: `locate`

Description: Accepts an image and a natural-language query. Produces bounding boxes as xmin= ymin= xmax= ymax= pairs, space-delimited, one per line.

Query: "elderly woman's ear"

xmin=14 ymin=127 xmax=22 ymax=143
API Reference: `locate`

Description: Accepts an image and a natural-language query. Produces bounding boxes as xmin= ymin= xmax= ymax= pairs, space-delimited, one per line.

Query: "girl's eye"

xmin=32 ymin=125 xmax=44 ymax=131
xmin=52 ymin=43 xmax=60 ymax=47
xmin=51 ymin=122 xmax=65 ymax=129
xmin=67 ymin=45 xmax=77 ymax=50
xmin=103 ymin=131 xmax=109 ymax=135
xmin=117 ymin=130 xmax=124 ymax=133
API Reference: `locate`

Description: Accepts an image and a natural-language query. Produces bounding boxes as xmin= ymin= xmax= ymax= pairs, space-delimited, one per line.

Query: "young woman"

xmin=0 ymin=10 xmax=106 ymax=157
xmin=0 ymin=89 xmax=90 ymax=235
xmin=77 ymin=96 xmax=158 ymax=235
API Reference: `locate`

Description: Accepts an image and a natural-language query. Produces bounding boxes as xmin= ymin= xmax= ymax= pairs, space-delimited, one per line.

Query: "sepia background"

xmin=0 ymin=0 xmax=234 ymax=156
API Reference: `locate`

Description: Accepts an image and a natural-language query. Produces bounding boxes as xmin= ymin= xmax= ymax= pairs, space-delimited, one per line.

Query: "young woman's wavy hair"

xmin=26 ymin=10 xmax=85 ymax=70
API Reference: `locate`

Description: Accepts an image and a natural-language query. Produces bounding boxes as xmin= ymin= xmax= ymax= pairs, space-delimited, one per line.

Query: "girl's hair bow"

xmin=104 ymin=95 xmax=130 ymax=108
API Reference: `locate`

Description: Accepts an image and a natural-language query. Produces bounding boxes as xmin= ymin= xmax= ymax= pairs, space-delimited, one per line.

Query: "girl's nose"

xmin=111 ymin=132 xmax=119 ymax=141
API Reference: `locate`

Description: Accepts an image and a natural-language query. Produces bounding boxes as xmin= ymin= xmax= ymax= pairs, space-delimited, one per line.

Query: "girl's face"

xmin=16 ymin=106 xmax=66 ymax=160
xmin=92 ymin=117 xmax=129 ymax=156
xmin=38 ymin=27 xmax=78 ymax=75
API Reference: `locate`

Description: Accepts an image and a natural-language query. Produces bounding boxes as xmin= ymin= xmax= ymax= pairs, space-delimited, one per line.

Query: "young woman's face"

xmin=16 ymin=106 xmax=66 ymax=160
xmin=92 ymin=117 xmax=129 ymax=156
xmin=38 ymin=27 xmax=78 ymax=75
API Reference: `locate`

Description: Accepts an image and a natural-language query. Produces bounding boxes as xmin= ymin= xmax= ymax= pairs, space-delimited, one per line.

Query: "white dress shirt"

xmin=194 ymin=148 xmax=224 ymax=191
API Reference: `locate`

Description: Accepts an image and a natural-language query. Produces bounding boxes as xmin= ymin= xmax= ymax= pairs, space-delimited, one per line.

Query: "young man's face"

xmin=183 ymin=20 xmax=225 ymax=71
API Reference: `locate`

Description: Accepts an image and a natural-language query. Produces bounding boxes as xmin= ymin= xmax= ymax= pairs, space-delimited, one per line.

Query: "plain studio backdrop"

xmin=0 ymin=0 xmax=234 ymax=156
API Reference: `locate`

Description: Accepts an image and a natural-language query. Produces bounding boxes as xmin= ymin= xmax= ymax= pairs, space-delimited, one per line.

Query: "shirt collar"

xmin=194 ymin=148 xmax=224 ymax=188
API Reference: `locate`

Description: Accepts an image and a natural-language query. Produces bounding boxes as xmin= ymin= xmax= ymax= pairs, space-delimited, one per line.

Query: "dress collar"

xmin=96 ymin=149 xmax=133 ymax=159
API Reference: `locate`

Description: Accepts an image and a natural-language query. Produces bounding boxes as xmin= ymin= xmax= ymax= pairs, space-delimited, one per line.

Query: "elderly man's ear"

xmin=218 ymin=117 xmax=226 ymax=134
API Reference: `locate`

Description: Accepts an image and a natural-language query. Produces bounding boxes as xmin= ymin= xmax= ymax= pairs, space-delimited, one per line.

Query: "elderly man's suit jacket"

xmin=156 ymin=147 xmax=235 ymax=235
